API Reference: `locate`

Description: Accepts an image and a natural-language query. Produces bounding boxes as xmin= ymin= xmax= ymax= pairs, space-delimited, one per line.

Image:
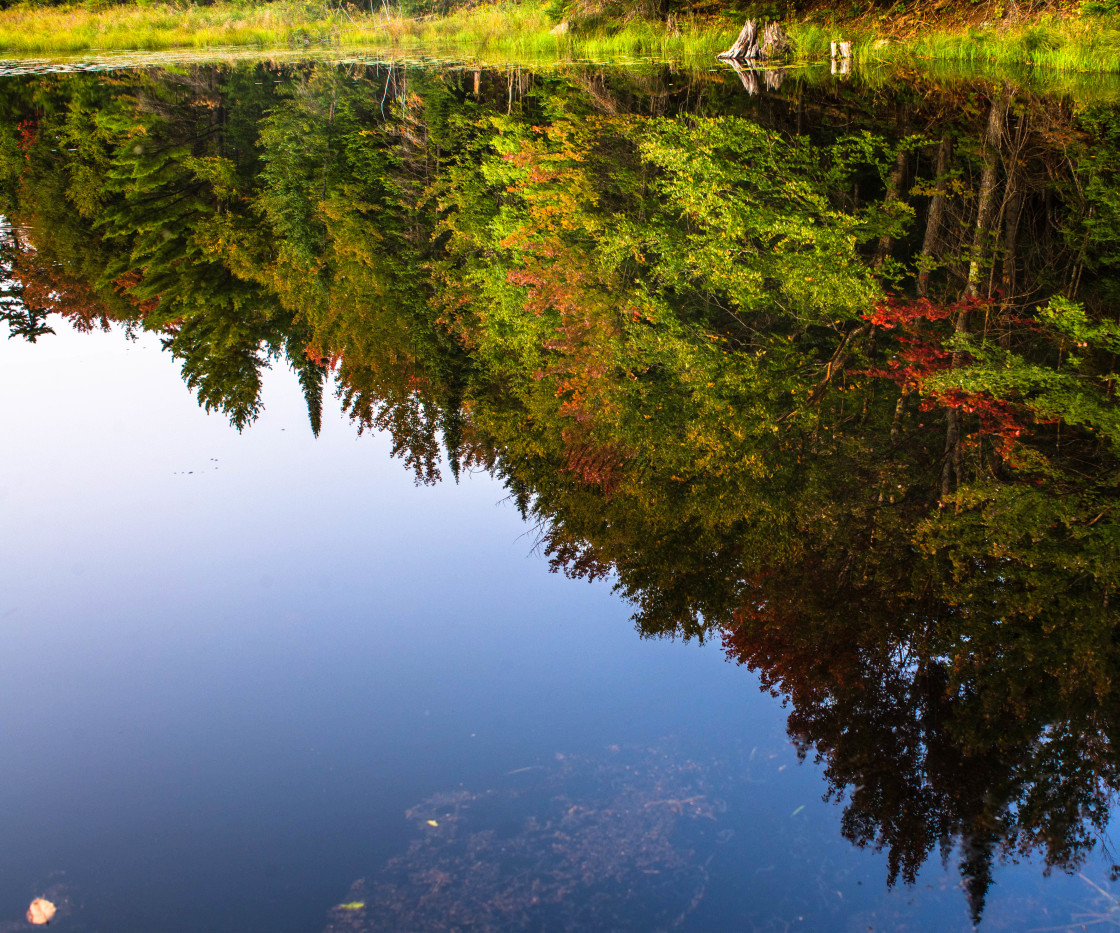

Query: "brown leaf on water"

xmin=26 ymin=899 xmax=56 ymax=926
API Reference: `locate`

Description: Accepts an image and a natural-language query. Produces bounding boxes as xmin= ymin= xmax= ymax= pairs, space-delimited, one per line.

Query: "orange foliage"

xmin=11 ymin=248 xmax=113 ymax=333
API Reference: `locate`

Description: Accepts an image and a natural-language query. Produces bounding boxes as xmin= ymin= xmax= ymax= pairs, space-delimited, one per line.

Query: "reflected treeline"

xmin=3 ymin=61 xmax=1120 ymax=921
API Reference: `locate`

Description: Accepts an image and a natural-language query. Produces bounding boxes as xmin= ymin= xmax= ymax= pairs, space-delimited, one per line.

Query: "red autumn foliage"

xmin=919 ymin=389 xmax=1024 ymax=454
xmin=17 ymin=120 xmax=38 ymax=157
xmin=8 ymin=247 xmax=113 ymax=332
xmin=508 ymin=242 xmax=633 ymax=425
xmin=722 ymin=569 xmax=862 ymax=702
xmin=862 ymin=294 xmax=1029 ymax=456
xmin=559 ymin=425 xmax=630 ymax=496
xmin=111 ymin=269 xmax=161 ymax=315
xmin=303 ymin=344 xmax=342 ymax=371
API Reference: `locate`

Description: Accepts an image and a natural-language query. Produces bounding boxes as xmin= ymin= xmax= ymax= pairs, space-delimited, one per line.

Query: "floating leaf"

xmin=27 ymin=899 xmax=56 ymax=926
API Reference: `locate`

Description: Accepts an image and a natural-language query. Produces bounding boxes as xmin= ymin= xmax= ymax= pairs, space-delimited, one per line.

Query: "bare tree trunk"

xmin=874 ymin=148 xmax=908 ymax=268
xmin=999 ymin=105 xmax=1028 ymax=324
xmin=1001 ymin=188 xmax=1021 ymax=297
xmin=917 ymin=132 xmax=952 ymax=297
xmin=891 ymin=388 xmax=911 ymax=443
xmin=940 ymin=406 xmax=963 ymax=500
xmin=999 ymin=185 xmax=1022 ymax=347
xmin=966 ymin=91 xmax=1009 ymax=300
xmin=941 ymin=91 xmax=1009 ymax=502
xmin=320 ymin=86 xmax=337 ymax=202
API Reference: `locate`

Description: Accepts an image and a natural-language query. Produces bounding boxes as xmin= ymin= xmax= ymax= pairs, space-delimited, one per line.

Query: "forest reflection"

xmin=3 ymin=60 xmax=1120 ymax=922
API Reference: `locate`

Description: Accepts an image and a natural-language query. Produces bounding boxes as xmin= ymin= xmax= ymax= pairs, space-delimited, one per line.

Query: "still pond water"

xmin=2 ymin=54 xmax=1120 ymax=931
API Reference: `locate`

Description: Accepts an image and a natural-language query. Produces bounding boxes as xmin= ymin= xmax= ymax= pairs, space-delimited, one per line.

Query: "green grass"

xmin=565 ymin=18 xmax=729 ymax=63
xmin=0 ymin=0 xmax=739 ymax=62
xmin=787 ymin=12 xmax=1120 ymax=73
xmin=0 ymin=0 xmax=1118 ymax=76
xmin=0 ymin=1 xmax=342 ymax=52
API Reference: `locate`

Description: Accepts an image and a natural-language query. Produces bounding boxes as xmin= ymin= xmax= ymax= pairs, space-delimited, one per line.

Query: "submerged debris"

xmin=325 ymin=745 xmax=726 ymax=932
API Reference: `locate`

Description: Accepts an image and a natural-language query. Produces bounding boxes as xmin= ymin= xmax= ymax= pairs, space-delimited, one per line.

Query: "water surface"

xmin=2 ymin=56 xmax=1120 ymax=931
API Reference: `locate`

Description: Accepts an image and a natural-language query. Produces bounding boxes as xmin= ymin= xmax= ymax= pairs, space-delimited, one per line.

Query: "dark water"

xmin=2 ymin=57 xmax=1120 ymax=932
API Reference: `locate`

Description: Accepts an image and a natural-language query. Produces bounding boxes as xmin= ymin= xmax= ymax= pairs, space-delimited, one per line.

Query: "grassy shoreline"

xmin=0 ymin=0 xmax=1117 ymax=73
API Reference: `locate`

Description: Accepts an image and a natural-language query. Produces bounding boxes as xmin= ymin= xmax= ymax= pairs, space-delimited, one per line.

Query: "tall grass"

xmin=788 ymin=13 xmax=1120 ymax=74
xmin=896 ymin=16 xmax=1120 ymax=72
xmin=0 ymin=1 xmax=341 ymax=52
xmin=0 ymin=0 xmax=737 ymax=59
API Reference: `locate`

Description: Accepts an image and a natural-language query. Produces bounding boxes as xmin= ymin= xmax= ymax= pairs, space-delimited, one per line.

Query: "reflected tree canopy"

xmin=4 ymin=60 xmax=1120 ymax=922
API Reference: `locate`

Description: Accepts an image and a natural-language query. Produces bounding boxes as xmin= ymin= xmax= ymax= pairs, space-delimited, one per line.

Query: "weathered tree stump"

xmin=761 ymin=22 xmax=790 ymax=58
xmin=718 ymin=19 xmax=789 ymax=61
xmin=718 ymin=19 xmax=759 ymax=60
xmin=830 ymin=42 xmax=853 ymax=75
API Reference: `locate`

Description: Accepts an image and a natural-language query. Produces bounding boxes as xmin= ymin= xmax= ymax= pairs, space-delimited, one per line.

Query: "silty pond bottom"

xmin=2 ymin=56 xmax=1120 ymax=932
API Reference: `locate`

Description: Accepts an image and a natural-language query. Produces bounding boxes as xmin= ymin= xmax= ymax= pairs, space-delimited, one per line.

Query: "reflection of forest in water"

xmin=3 ymin=61 xmax=1120 ymax=922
